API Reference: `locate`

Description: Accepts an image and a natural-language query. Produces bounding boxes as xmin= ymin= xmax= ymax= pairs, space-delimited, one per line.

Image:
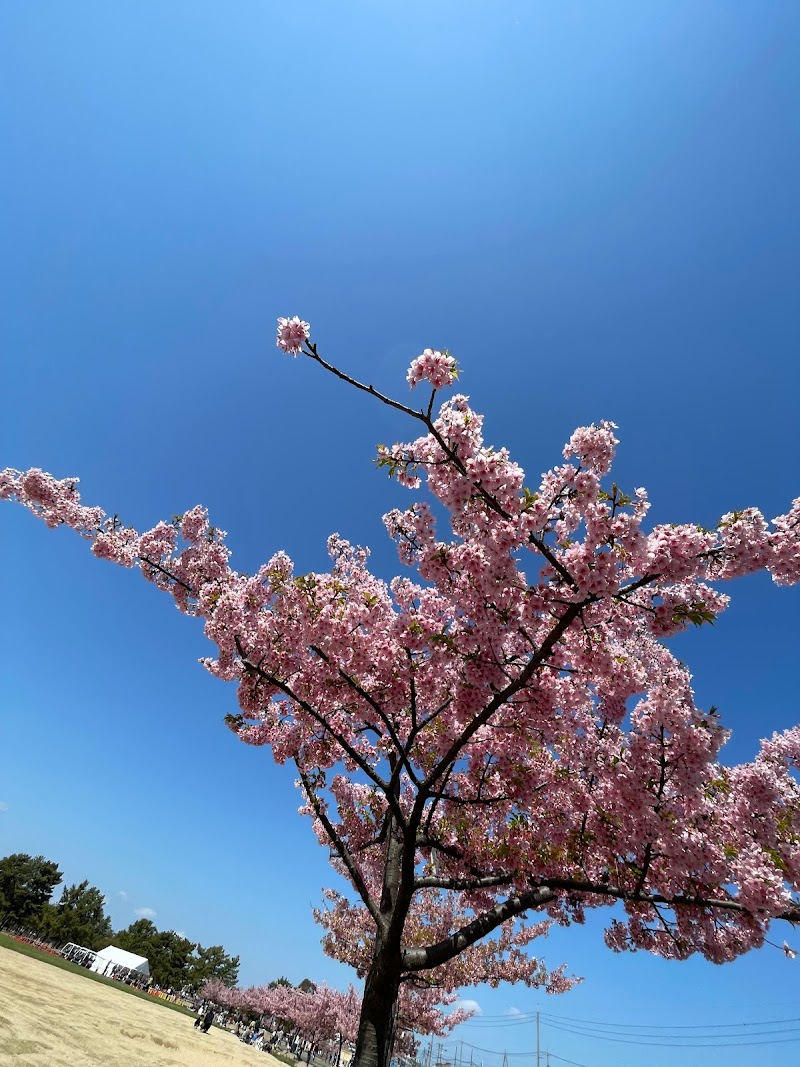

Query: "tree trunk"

xmin=351 ymin=953 xmax=401 ymax=1067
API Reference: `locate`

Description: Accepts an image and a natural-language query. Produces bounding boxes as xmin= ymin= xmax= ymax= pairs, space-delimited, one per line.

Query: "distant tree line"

xmin=0 ymin=853 xmax=239 ymax=989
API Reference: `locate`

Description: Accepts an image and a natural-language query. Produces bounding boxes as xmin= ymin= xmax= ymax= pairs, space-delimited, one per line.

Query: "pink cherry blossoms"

xmin=277 ymin=315 xmax=311 ymax=355
xmin=4 ymin=324 xmax=800 ymax=1067
xmin=406 ymin=348 xmax=458 ymax=390
xmin=200 ymin=976 xmax=471 ymax=1056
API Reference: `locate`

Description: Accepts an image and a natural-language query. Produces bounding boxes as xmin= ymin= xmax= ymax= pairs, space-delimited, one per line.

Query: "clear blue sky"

xmin=1 ymin=3 xmax=799 ymax=1065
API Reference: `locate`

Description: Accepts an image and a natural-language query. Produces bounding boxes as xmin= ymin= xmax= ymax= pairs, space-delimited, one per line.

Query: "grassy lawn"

xmin=271 ymin=1053 xmax=305 ymax=1067
xmin=0 ymin=933 xmax=194 ymax=1017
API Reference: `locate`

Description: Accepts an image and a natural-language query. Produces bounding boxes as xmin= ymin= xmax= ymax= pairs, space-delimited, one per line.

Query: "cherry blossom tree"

xmin=202 ymin=976 xmax=469 ymax=1061
xmin=247 ymin=981 xmax=361 ymax=1060
xmin=199 ymin=976 xmax=236 ymax=1007
xmin=3 ymin=320 xmax=800 ymax=1067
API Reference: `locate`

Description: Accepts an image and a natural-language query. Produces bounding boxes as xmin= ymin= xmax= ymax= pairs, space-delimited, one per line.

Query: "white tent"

xmin=90 ymin=945 xmax=150 ymax=977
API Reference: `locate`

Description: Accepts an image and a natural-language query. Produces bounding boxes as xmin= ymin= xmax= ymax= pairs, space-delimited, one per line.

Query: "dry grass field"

xmin=0 ymin=946 xmax=281 ymax=1067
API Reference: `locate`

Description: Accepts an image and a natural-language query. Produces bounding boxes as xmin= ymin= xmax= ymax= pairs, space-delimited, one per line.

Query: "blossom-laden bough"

xmin=3 ymin=320 xmax=800 ymax=1067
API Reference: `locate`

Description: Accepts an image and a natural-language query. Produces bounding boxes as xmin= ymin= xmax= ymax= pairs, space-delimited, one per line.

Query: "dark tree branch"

xmin=234 ymin=636 xmax=395 ymax=804
xmin=305 ymin=343 xmax=425 ymax=422
xmin=527 ymin=533 xmax=577 ymax=589
xmin=540 ymin=877 xmax=800 ymax=923
xmin=424 ymin=599 xmax=587 ymax=790
xmin=309 ymin=644 xmax=420 ymax=791
xmin=139 ymin=554 xmax=195 ymax=593
xmin=402 ymin=876 xmax=800 ymax=972
xmin=296 ymin=764 xmax=383 ymax=930
xmin=414 ymin=874 xmax=514 ymax=891
xmin=422 ymin=789 xmax=509 ymax=807
xmin=402 ymin=886 xmax=556 ymax=971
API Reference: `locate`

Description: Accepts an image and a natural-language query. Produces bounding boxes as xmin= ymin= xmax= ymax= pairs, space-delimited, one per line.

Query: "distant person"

xmin=201 ymin=1008 xmax=214 ymax=1034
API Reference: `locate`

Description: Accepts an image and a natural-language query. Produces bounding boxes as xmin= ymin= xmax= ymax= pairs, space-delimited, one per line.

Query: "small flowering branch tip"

xmin=276 ymin=316 xmax=311 ymax=355
xmin=407 ymin=349 xmax=458 ymax=390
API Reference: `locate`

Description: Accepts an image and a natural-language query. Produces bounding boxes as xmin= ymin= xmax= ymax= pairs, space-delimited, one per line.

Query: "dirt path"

xmin=0 ymin=947 xmax=280 ymax=1067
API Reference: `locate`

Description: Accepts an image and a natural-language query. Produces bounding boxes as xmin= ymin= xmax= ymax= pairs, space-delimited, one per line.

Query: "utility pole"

xmin=536 ymin=1011 xmax=540 ymax=1067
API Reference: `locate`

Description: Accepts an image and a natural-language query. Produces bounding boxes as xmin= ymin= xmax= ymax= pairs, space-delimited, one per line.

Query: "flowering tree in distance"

xmin=3 ymin=318 xmax=800 ymax=1067
xmin=201 ymin=978 xmax=362 ymax=1056
xmin=201 ymin=977 xmax=466 ymax=1060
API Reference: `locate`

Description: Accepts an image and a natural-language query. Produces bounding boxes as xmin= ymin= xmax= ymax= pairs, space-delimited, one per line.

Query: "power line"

xmin=448 ymin=1039 xmax=531 ymax=1056
xmin=540 ymin=1021 xmax=800 ymax=1040
xmin=540 ymin=1011 xmax=800 ymax=1031
xmin=542 ymin=1020 xmax=800 ymax=1048
xmin=541 ymin=1019 xmax=800 ymax=1038
xmin=462 ymin=1009 xmax=800 ymax=1034
xmin=436 ymin=1039 xmax=596 ymax=1067
xmin=442 ymin=1006 xmax=800 ymax=1067
xmin=547 ymin=1055 xmax=594 ymax=1067
xmin=445 ymin=1019 xmax=800 ymax=1059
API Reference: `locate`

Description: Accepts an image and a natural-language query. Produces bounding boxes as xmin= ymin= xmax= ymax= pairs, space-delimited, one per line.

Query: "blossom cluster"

xmin=406 ymin=348 xmax=458 ymax=390
xmin=200 ymin=975 xmax=469 ymax=1048
xmin=276 ymin=315 xmax=311 ymax=355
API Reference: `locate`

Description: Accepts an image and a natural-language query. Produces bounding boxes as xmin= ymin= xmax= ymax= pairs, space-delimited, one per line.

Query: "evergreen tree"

xmin=0 ymin=853 xmax=62 ymax=929
xmin=39 ymin=880 xmax=113 ymax=949
xmin=188 ymin=943 xmax=240 ymax=989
